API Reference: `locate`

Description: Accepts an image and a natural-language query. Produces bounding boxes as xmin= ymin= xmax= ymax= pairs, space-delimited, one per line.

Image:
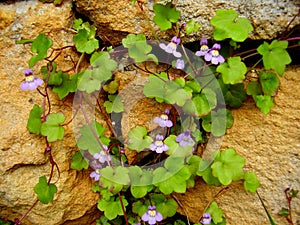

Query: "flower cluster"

xmin=20 ymin=69 xmax=44 ymax=90
xmin=195 ymin=38 xmax=225 ymax=65
xmin=89 ymin=145 xmax=111 ymax=181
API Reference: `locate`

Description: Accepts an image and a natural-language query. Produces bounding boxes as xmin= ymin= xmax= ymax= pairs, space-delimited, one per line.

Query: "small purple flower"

xmin=201 ymin=213 xmax=212 ymax=225
xmin=141 ymin=206 xmax=163 ymax=225
xmin=153 ymin=110 xmax=173 ymax=128
xmin=20 ymin=69 xmax=44 ymax=90
xmin=93 ymin=145 xmax=111 ymax=163
xmin=204 ymin=43 xmax=225 ymax=65
xmin=159 ymin=36 xmax=182 ymax=58
xmin=90 ymin=168 xmax=101 ymax=181
xmin=176 ymin=130 xmax=195 ymax=147
xmin=175 ymin=59 xmax=185 ymax=70
xmin=149 ymin=134 xmax=168 ymax=153
xmin=195 ymin=38 xmax=210 ymax=57
xmin=94 ymin=151 xmax=111 ymax=163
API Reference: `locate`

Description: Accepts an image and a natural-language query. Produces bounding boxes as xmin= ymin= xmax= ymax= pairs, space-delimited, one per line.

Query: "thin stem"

xmin=75 ymin=53 xmax=85 ymax=74
xmin=285 ymin=37 xmax=300 ymax=42
xmin=197 ymin=186 xmax=230 ymax=222
xmin=284 ymin=188 xmax=295 ymax=225
xmin=14 ymin=199 xmax=39 ymax=225
xmin=95 ymin=94 xmax=118 ymax=138
xmin=172 ymin=194 xmax=191 ymax=225
xmin=242 ymin=52 xmax=259 ymax=60
xmin=251 ymin=58 xmax=263 ymax=70
xmin=117 ymin=192 xmax=129 ymax=225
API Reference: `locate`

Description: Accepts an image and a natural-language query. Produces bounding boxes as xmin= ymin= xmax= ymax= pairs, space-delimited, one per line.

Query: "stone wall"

xmin=0 ymin=0 xmax=299 ymax=224
xmin=74 ymin=0 xmax=300 ymax=44
xmin=0 ymin=1 xmax=101 ymax=224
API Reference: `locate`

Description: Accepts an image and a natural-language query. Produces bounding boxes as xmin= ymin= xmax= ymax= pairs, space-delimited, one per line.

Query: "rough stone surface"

xmin=175 ymin=67 xmax=300 ymax=224
xmin=74 ymin=0 xmax=300 ymax=44
xmin=0 ymin=1 xmax=101 ymax=224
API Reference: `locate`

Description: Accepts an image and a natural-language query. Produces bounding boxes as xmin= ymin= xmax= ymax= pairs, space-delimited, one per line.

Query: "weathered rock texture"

xmin=74 ymin=0 xmax=300 ymax=44
xmin=175 ymin=68 xmax=300 ymax=224
xmin=0 ymin=1 xmax=101 ymax=224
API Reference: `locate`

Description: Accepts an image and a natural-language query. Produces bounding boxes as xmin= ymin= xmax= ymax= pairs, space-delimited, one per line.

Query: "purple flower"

xmin=141 ymin=206 xmax=163 ymax=225
xmin=20 ymin=69 xmax=44 ymax=90
xmin=175 ymin=59 xmax=185 ymax=70
xmin=176 ymin=130 xmax=195 ymax=147
xmin=159 ymin=36 xmax=182 ymax=58
xmin=195 ymin=38 xmax=210 ymax=57
xmin=201 ymin=213 xmax=212 ymax=225
xmin=149 ymin=134 xmax=168 ymax=153
xmin=153 ymin=110 xmax=173 ymax=128
xmin=93 ymin=145 xmax=111 ymax=163
xmin=90 ymin=168 xmax=101 ymax=181
xmin=204 ymin=43 xmax=225 ymax=65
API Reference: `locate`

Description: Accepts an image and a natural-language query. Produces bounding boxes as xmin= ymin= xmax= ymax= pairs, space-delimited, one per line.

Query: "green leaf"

xmin=278 ymin=208 xmax=289 ymax=217
xmin=188 ymin=88 xmax=217 ymax=117
xmin=127 ymin=126 xmax=153 ymax=152
xmin=217 ymin=57 xmax=247 ymax=84
xmin=244 ymin=172 xmax=260 ymax=193
xmin=29 ymin=33 xmax=53 ymax=67
xmin=257 ymin=40 xmax=291 ymax=75
xmin=96 ymin=216 xmax=112 ymax=225
xmin=197 ymin=159 xmax=221 ymax=186
xmin=104 ymin=95 xmax=124 ymax=113
xmin=255 ymin=95 xmax=274 ymax=114
xmin=72 ymin=18 xmax=83 ymax=30
xmin=202 ymin=108 xmax=234 ymax=136
xmin=41 ymin=62 xmax=63 ymax=86
xmin=103 ymin=78 xmax=119 ymax=94
xmin=259 ymin=71 xmax=279 ymax=96
xmin=122 ymin=34 xmax=158 ymax=63
xmin=40 ymin=112 xmax=65 ymax=142
xmin=90 ymin=52 xmax=118 ymax=71
xmin=27 ymin=104 xmax=43 ymax=134
xmin=100 ymin=166 xmax=130 ymax=194
xmin=218 ymin=76 xmax=246 ymax=108
xmin=76 ymin=121 xmax=107 ymax=155
xmin=132 ymin=200 xmax=149 ymax=217
xmin=164 ymin=135 xmax=194 ymax=158
xmin=206 ymin=201 xmax=223 ymax=224
xmin=77 ymin=53 xmax=117 ymax=93
xmin=97 ymin=196 xmax=128 ymax=220
xmin=225 ymin=83 xmax=247 ymax=108
xmin=73 ymin=27 xmax=99 ymax=54
xmin=144 ymin=74 xmax=192 ymax=106
xmin=76 ymin=69 xmax=101 ymax=93
xmin=153 ymin=158 xmax=191 ymax=194
xmin=34 ymin=176 xmax=57 ymax=204
xmin=246 ymin=81 xmax=262 ymax=97
xmin=153 ymin=3 xmax=181 ymax=31
xmin=52 ymin=73 xmax=78 ymax=99
xmin=70 ymin=151 xmax=89 ymax=171
xmin=185 ymin=19 xmax=201 ymax=34
xmin=210 ymin=9 xmax=253 ymax=42
xmin=211 ymin=148 xmax=245 ymax=185
xmin=156 ymin=197 xmax=178 ymax=218
xmin=129 ymin=167 xmax=153 ymax=198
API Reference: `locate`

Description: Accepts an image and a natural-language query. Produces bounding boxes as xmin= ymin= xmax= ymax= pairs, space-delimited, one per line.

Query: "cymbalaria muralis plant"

xmin=14 ymin=1 xmax=300 ymax=225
